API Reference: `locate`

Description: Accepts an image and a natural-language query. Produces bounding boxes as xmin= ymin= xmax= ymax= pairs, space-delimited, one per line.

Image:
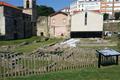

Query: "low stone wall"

xmin=104 ymin=22 xmax=120 ymax=32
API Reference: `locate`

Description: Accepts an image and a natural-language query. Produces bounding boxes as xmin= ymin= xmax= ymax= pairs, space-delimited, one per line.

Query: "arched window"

xmin=26 ymin=0 xmax=29 ymax=8
xmin=63 ymin=18 xmax=66 ymax=23
xmin=40 ymin=32 xmax=44 ymax=36
xmin=52 ymin=19 xmax=55 ymax=24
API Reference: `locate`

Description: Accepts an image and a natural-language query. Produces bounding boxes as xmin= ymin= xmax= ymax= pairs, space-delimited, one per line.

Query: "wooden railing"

xmin=0 ymin=48 xmax=98 ymax=79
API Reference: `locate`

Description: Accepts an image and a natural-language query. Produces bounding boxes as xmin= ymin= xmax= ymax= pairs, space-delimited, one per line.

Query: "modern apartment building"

xmin=100 ymin=0 xmax=120 ymax=15
xmin=70 ymin=0 xmax=100 ymax=14
xmin=60 ymin=7 xmax=70 ymax=13
xmin=70 ymin=0 xmax=120 ymax=15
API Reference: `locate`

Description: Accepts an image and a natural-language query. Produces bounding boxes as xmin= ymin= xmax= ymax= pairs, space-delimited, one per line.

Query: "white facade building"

xmin=71 ymin=11 xmax=103 ymax=38
xmin=60 ymin=7 xmax=70 ymax=13
xmin=100 ymin=1 xmax=120 ymax=15
xmin=70 ymin=0 xmax=120 ymax=15
xmin=70 ymin=0 xmax=100 ymax=15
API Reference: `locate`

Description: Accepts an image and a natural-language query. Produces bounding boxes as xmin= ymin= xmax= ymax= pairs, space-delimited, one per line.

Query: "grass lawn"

xmin=7 ymin=65 xmax=120 ymax=80
xmin=0 ymin=37 xmax=40 ymax=46
xmin=15 ymin=38 xmax=62 ymax=53
xmin=0 ymin=36 xmax=63 ymax=53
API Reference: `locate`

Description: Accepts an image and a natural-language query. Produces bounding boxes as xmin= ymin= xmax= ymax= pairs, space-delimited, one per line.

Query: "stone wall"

xmin=104 ymin=22 xmax=120 ymax=32
xmin=0 ymin=6 xmax=33 ymax=40
xmin=37 ymin=16 xmax=49 ymax=37
xmin=23 ymin=13 xmax=33 ymax=38
xmin=49 ymin=12 xmax=70 ymax=38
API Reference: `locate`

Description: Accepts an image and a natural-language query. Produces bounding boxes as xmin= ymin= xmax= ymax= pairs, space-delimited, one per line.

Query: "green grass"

xmin=7 ymin=65 xmax=120 ymax=80
xmin=0 ymin=36 xmax=63 ymax=53
xmin=0 ymin=36 xmax=44 ymax=46
xmin=15 ymin=38 xmax=62 ymax=53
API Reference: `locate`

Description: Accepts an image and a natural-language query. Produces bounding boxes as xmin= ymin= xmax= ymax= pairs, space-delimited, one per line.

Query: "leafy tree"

xmin=103 ymin=13 xmax=109 ymax=20
xmin=37 ymin=5 xmax=55 ymax=17
xmin=114 ymin=12 xmax=120 ymax=20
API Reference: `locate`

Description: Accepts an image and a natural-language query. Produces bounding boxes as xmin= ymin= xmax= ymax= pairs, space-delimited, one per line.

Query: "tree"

xmin=103 ymin=13 xmax=109 ymax=20
xmin=37 ymin=5 xmax=55 ymax=17
xmin=114 ymin=12 xmax=120 ymax=20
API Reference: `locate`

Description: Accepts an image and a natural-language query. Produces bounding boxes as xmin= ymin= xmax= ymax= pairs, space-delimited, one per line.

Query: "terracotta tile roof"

xmin=0 ymin=1 xmax=21 ymax=10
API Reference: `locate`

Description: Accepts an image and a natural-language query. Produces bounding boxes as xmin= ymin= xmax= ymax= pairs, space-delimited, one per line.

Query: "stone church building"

xmin=0 ymin=0 xmax=36 ymax=39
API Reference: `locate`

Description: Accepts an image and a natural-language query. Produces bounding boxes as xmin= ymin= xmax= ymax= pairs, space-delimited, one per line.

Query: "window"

xmin=14 ymin=20 xmax=17 ymax=31
xmin=82 ymin=4 xmax=84 ymax=7
xmin=52 ymin=19 xmax=55 ymax=24
xmin=63 ymin=18 xmax=66 ymax=23
xmin=26 ymin=0 xmax=29 ymax=8
xmin=85 ymin=12 xmax=87 ymax=25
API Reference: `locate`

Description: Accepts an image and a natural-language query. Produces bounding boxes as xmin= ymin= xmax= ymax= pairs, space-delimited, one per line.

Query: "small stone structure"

xmin=37 ymin=16 xmax=49 ymax=37
xmin=49 ymin=12 xmax=70 ymax=38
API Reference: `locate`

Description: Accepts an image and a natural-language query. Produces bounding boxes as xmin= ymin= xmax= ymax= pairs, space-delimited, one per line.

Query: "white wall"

xmin=70 ymin=0 xmax=100 ymax=15
xmin=0 ymin=17 xmax=5 ymax=35
xmin=0 ymin=6 xmax=5 ymax=35
xmin=71 ymin=11 xmax=103 ymax=32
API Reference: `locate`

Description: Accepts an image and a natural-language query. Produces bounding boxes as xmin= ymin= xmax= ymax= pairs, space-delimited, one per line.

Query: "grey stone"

xmin=18 ymin=42 xmax=29 ymax=46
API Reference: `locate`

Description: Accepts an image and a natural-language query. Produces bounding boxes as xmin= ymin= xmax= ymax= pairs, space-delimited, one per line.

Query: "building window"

xmin=26 ymin=0 xmax=29 ymax=8
xmin=63 ymin=18 xmax=66 ymax=23
xmin=82 ymin=4 xmax=84 ymax=7
xmin=14 ymin=20 xmax=17 ymax=31
xmin=85 ymin=12 xmax=87 ymax=25
xmin=52 ymin=19 xmax=55 ymax=24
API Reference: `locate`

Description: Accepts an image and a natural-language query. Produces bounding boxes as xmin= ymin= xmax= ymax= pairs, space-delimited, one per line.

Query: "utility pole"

xmin=112 ymin=0 xmax=115 ymax=17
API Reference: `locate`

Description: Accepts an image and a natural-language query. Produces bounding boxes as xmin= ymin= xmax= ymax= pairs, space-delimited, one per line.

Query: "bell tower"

xmin=23 ymin=0 xmax=37 ymax=35
xmin=23 ymin=0 xmax=36 ymax=9
xmin=23 ymin=0 xmax=37 ymax=22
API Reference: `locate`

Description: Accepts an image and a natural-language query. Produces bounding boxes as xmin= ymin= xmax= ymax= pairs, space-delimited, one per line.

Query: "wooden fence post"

xmin=98 ymin=53 xmax=101 ymax=68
